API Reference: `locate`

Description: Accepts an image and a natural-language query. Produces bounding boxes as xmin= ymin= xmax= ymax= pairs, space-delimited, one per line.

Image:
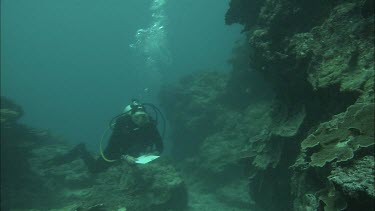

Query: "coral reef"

xmin=160 ymin=0 xmax=374 ymax=210
xmin=329 ymin=155 xmax=374 ymax=198
xmin=160 ymin=71 xmax=262 ymax=209
xmin=80 ymin=158 xmax=187 ymax=211
xmin=301 ymin=103 xmax=374 ymax=167
xmin=1 ymin=97 xmax=55 ymax=210
xmin=225 ymin=0 xmax=263 ymax=31
xmin=224 ymin=0 xmax=374 ymax=210
xmin=159 ymin=71 xmax=228 ymax=159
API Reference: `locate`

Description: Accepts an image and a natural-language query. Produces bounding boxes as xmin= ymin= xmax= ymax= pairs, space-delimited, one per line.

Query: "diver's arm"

xmin=104 ymin=133 xmax=123 ymax=160
xmin=104 ymin=116 xmax=131 ymax=160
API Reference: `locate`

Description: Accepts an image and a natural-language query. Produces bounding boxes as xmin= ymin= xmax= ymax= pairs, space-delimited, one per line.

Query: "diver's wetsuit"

xmin=104 ymin=114 xmax=163 ymax=159
xmin=51 ymin=114 xmax=163 ymax=173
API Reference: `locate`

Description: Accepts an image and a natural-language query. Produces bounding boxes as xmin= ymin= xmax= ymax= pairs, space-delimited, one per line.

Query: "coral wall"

xmin=160 ymin=0 xmax=374 ymax=210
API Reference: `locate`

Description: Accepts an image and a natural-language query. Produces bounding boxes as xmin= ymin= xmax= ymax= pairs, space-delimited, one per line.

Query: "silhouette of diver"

xmin=49 ymin=100 xmax=163 ymax=173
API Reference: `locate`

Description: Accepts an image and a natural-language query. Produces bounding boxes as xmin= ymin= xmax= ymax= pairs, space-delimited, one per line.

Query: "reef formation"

xmin=160 ymin=0 xmax=374 ymax=210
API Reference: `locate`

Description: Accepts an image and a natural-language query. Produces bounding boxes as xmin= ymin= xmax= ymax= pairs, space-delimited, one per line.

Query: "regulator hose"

xmin=99 ymin=126 xmax=116 ymax=162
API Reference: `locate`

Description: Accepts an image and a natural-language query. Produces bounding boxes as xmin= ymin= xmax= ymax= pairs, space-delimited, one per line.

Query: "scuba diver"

xmin=48 ymin=99 xmax=164 ymax=173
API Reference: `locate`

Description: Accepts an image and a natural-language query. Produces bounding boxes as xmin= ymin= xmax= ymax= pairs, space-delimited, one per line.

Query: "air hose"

xmin=99 ymin=126 xmax=116 ymax=162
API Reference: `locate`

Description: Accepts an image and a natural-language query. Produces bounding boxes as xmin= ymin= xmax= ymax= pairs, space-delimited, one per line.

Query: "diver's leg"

xmin=46 ymin=143 xmax=111 ymax=173
xmin=47 ymin=143 xmax=86 ymax=165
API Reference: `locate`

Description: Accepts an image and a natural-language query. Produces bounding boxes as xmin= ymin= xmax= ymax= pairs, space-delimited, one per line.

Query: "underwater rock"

xmin=159 ymin=71 xmax=228 ymax=159
xmin=316 ymin=183 xmax=348 ymax=211
xmin=269 ymin=102 xmax=306 ymax=138
xmin=0 ymin=96 xmax=24 ymax=125
xmin=215 ymin=180 xmax=253 ymax=209
xmin=158 ymin=0 xmax=374 ymax=210
xmin=198 ymin=102 xmax=274 ymax=174
xmin=83 ymin=158 xmax=187 ymax=211
xmin=30 ymin=144 xmax=93 ymax=190
xmin=160 ymin=72 xmax=276 ymax=209
xmin=0 ymin=97 xmax=55 ymax=210
xmin=291 ymin=103 xmax=374 ymax=210
xmin=0 ymin=108 xmax=21 ymax=124
xmin=329 ymin=155 xmax=374 ymax=198
xmin=16 ymin=142 xmax=187 ymax=210
xmin=223 ymin=0 xmax=374 ymax=210
xmin=227 ymin=0 xmax=374 ymax=109
xmin=295 ymin=2 xmax=374 ymax=92
xmin=225 ymin=0 xmax=263 ymax=31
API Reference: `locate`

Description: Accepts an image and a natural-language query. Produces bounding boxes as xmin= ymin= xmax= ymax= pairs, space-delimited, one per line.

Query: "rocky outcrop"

xmin=1 ymin=96 xmax=55 ymax=210
xmin=27 ymin=139 xmax=187 ymax=211
xmin=224 ymin=0 xmax=374 ymax=210
xmin=159 ymin=72 xmax=228 ymax=159
xmin=226 ymin=0 xmax=373 ymax=109
xmin=300 ymin=103 xmax=374 ymax=168
xmin=1 ymin=97 xmax=23 ymax=124
xmin=160 ymin=71 xmax=264 ymax=210
xmin=64 ymin=158 xmax=188 ymax=211
xmin=160 ymin=0 xmax=373 ymax=210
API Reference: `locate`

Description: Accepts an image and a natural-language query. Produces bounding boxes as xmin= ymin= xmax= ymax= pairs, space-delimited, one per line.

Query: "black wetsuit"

xmin=103 ymin=114 xmax=163 ymax=160
xmin=51 ymin=114 xmax=163 ymax=173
